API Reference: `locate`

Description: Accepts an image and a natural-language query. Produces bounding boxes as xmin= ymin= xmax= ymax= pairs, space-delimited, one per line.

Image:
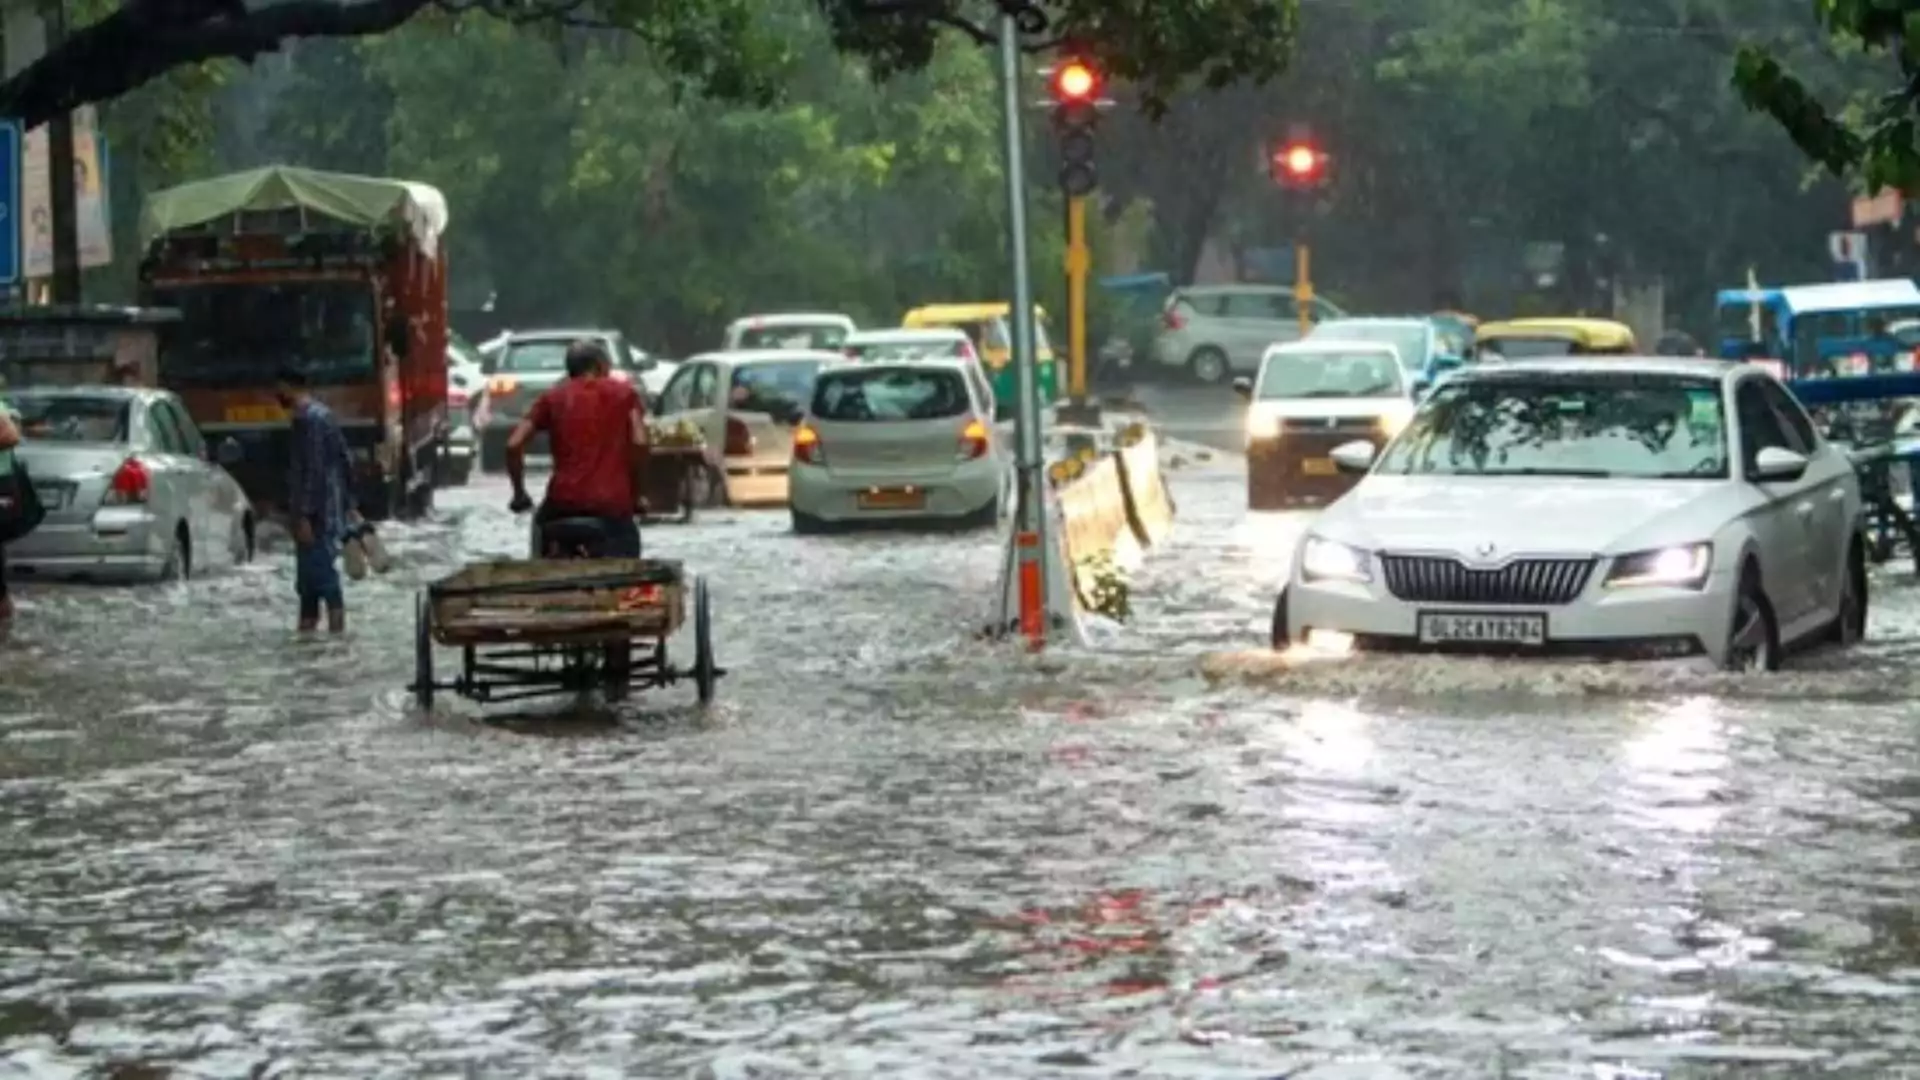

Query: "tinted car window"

xmin=500 ymin=340 xmax=573 ymax=372
xmin=1376 ymin=373 xmax=1728 ymax=479
xmin=731 ymin=360 xmax=823 ymax=412
xmin=812 ymin=367 xmax=971 ymax=421
xmin=738 ymin=325 xmax=847 ymax=350
xmin=1736 ymin=381 xmax=1795 ymax=467
xmin=1757 ymin=378 xmax=1816 ymax=451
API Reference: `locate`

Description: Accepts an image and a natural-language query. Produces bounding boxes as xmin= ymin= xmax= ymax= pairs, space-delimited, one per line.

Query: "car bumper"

xmin=789 ymin=460 xmax=1001 ymax=522
xmin=4 ymin=509 xmax=170 ymax=582
xmin=723 ymin=460 xmax=789 ymax=507
xmin=1286 ymin=568 xmax=1740 ymax=663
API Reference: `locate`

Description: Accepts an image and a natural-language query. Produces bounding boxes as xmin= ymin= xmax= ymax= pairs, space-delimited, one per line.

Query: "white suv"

xmin=1151 ymin=284 xmax=1347 ymax=384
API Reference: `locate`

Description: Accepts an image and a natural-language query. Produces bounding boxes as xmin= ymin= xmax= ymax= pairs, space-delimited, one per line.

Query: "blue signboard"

xmin=0 ymin=119 xmax=17 ymax=286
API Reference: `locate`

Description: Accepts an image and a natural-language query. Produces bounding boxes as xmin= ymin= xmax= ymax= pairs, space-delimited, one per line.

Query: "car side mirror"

xmin=216 ymin=438 xmax=243 ymax=466
xmin=1750 ymin=445 xmax=1808 ymax=482
xmin=1330 ymin=439 xmax=1376 ymax=474
xmin=1231 ymin=376 xmax=1253 ymax=400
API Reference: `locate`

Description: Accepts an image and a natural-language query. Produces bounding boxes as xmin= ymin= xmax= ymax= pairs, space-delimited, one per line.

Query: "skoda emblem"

xmin=1475 ymin=541 xmax=1497 ymax=559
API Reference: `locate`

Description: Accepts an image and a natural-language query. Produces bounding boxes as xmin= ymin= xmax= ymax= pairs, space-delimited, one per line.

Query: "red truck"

xmin=137 ymin=165 xmax=452 ymax=520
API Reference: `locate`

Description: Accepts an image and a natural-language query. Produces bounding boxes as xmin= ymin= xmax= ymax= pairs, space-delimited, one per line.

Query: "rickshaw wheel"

xmin=413 ymin=592 xmax=435 ymax=710
xmin=693 ymin=576 xmax=717 ymax=705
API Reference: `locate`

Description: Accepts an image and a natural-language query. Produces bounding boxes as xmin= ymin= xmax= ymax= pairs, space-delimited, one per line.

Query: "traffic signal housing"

xmin=1051 ymin=58 xmax=1102 ymax=196
xmin=1271 ymin=137 xmax=1329 ymax=190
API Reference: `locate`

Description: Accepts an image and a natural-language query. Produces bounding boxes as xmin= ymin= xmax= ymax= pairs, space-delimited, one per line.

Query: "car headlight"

xmin=1246 ymin=413 xmax=1283 ymax=439
xmin=1376 ymin=408 xmax=1412 ymax=437
xmin=1301 ymin=535 xmax=1371 ymax=583
xmin=1604 ymin=543 xmax=1712 ymax=589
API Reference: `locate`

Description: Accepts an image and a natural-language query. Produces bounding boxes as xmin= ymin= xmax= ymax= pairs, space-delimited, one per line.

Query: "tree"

xmin=1732 ymin=0 xmax=1920 ymax=191
xmin=0 ymin=0 xmax=1301 ymax=132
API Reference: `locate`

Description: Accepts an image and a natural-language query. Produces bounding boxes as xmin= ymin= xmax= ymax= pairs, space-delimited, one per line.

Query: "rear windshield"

xmin=732 ymin=360 xmax=825 ymax=412
xmin=1479 ymin=336 xmax=1574 ymax=359
xmin=737 ymin=324 xmax=847 ymax=350
xmin=847 ymin=339 xmax=967 ymax=363
xmin=10 ymin=395 xmax=130 ymax=442
xmin=500 ymin=341 xmax=574 ymax=372
xmin=812 ymin=367 xmax=971 ymax=421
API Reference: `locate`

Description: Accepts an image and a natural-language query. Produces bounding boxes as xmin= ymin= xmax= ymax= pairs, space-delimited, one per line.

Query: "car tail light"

xmin=450 ymin=388 xmax=469 ymax=408
xmin=724 ymin=415 xmax=755 ymax=456
xmin=958 ymin=340 xmax=977 ymax=361
xmin=387 ymin=380 xmax=403 ymax=412
xmin=1163 ymin=308 xmax=1186 ymax=330
xmin=105 ymin=457 xmax=150 ymax=504
xmin=488 ymin=376 xmax=517 ymax=395
xmin=793 ymin=422 xmax=822 ymax=464
xmin=610 ymin=368 xmax=631 ymax=382
xmin=958 ymin=416 xmax=990 ymax=459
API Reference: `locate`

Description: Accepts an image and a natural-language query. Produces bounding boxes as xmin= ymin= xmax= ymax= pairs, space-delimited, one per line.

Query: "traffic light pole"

xmin=1059 ymin=194 xmax=1097 ymax=426
xmin=1294 ymin=241 xmax=1313 ymax=334
xmin=996 ymin=7 xmax=1050 ymax=648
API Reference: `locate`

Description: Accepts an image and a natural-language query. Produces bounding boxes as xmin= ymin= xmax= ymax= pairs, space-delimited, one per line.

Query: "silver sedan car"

xmin=5 ymin=386 xmax=256 ymax=582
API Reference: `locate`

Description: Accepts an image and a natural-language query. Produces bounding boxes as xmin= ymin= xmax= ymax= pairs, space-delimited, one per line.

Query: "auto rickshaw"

xmin=901 ymin=302 xmax=1058 ymax=419
xmin=1474 ymin=317 xmax=1636 ymax=360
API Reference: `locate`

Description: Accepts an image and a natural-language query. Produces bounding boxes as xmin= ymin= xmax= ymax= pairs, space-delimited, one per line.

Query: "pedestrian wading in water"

xmin=277 ymin=367 xmax=357 ymax=633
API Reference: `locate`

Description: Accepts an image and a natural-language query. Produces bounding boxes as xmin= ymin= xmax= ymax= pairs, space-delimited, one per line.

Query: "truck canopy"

xmin=140 ymin=165 xmax=448 ymax=253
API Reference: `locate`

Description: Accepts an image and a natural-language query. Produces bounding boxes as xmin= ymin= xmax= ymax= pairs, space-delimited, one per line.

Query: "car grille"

xmin=1379 ymin=554 xmax=1596 ymax=606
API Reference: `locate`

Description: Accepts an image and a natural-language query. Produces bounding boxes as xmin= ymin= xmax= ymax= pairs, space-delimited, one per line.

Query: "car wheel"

xmin=1722 ymin=569 xmax=1779 ymax=672
xmin=1188 ymin=347 xmax=1230 ymax=385
xmin=1826 ymin=537 xmax=1868 ymax=646
xmin=791 ymin=509 xmax=831 ymax=535
xmin=161 ymin=525 xmax=191 ymax=582
xmin=229 ymin=514 xmax=255 ymax=565
xmin=1269 ymin=589 xmax=1292 ymax=650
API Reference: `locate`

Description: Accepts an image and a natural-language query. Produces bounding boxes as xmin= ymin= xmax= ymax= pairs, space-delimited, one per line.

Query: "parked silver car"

xmin=5 ymin=386 xmax=255 ymax=582
xmin=473 ymin=329 xmax=659 ymax=472
xmin=1151 ymin=284 xmax=1348 ymax=384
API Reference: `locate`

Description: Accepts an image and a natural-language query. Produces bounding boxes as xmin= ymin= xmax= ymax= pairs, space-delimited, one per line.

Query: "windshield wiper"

xmin=1286 ymin=388 xmax=1368 ymax=398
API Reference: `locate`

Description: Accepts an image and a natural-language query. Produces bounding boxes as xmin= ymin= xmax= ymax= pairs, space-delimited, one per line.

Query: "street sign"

xmin=0 ymin=119 xmax=18 ymax=286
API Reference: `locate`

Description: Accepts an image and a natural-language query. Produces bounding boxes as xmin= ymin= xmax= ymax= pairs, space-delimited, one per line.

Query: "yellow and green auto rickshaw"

xmin=901 ymin=302 xmax=1058 ymax=418
xmin=1474 ymin=317 xmax=1637 ymax=360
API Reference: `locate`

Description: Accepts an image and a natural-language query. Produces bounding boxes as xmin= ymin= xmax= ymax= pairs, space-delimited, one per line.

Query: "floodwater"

xmin=2 ymin=450 xmax=1918 ymax=1078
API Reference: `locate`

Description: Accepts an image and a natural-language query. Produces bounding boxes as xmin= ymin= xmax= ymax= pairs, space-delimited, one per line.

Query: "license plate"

xmin=224 ymin=404 xmax=286 ymax=424
xmin=858 ymin=487 xmax=926 ymax=510
xmin=33 ymin=484 xmax=68 ymax=510
xmin=1417 ymin=611 xmax=1547 ymax=646
xmin=1301 ymin=457 xmax=1338 ymax=476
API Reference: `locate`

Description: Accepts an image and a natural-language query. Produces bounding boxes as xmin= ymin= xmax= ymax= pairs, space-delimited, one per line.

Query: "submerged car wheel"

xmin=1269 ymin=589 xmax=1292 ymax=651
xmin=1723 ymin=570 xmax=1780 ymax=672
xmin=1827 ymin=538 xmax=1868 ymax=646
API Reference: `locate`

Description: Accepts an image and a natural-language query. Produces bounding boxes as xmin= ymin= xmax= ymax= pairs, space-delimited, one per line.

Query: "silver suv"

xmin=1151 ymin=284 xmax=1346 ymax=384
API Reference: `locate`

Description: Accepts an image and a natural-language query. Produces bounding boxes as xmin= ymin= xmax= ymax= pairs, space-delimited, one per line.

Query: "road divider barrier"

xmin=1112 ymin=422 xmax=1175 ymax=547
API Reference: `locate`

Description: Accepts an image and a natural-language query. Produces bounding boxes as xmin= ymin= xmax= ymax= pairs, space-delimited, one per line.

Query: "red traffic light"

xmin=1272 ymin=139 xmax=1328 ymax=188
xmin=1282 ymin=144 xmax=1317 ymax=175
xmin=1052 ymin=60 xmax=1099 ymax=102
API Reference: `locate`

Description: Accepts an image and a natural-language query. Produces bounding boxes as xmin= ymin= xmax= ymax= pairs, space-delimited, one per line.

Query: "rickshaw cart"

xmin=411 ymin=558 xmax=721 ymax=708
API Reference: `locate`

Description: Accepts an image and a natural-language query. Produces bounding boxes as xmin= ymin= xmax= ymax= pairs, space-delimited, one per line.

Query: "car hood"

xmin=1249 ymin=396 xmax=1413 ymax=421
xmin=1317 ymin=475 xmax=1744 ymax=556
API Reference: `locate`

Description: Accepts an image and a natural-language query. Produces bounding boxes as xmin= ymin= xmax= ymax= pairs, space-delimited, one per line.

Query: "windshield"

xmin=499 ymin=340 xmax=577 ymax=372
xmin=1260 ymin=350 xmax=1404 ymax=399
xmin=448 ymin=331 xmax=483 ymax=369
xmin=1375 ymin=373 xmax=1729 ymax=479
xmin=737 ymin=324 xmax=848 ymax=350
xmin=1310 ymin=322 xmax=1426 ymax=369
xmin=812 ymin=367 xmax=970 ymax=421
xmin=732 ymin=360 xmax=825 ymax=412
xmin=152 ymin=281 xmax=376 ymax=387
xmin=11 ymin=394 xmax=129 ymax=443
xmin=848 ymin=338 xmax=967 ymax=363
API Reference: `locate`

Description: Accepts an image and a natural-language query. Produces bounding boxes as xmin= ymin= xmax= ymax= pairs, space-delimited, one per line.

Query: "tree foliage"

xmin=1732 ymin=0 xmax=1920 ymax=192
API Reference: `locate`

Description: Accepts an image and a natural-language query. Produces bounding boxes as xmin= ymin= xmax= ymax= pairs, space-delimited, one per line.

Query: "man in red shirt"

xmin=505 ymin=340 xmax=649 ymax=556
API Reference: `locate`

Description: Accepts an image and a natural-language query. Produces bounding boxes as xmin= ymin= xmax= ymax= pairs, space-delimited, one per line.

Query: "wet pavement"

xmin=3 ymin=447 xmax=1920 ymax=1077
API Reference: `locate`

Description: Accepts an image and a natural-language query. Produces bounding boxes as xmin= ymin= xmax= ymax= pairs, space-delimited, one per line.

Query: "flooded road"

xmin=4 ymin=451 xmax=1920 ymax=1077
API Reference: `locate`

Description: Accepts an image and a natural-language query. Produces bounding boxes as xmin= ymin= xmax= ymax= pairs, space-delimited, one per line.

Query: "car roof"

xmin=505 ymin=329 xmax=621 ymax=343
xmin=1460 ymin=356 xmax=1746 ymax=380
xmin=686 ymin=349 xmax=846 ymax=365
xmin=823 ymin=356 xmax=969 ymax=374
xmin=1268 ymin=339 xmax=1399 ymax=357
xmin=730 ymin=312 xmax=853 ymax=326
xmin=6 ymin=383 xmax=152 ymax=399
xmin=1316 ymin=316 xmax=1431 ymax=328
xmin=847 ymin=328 xmax=967 ymax=342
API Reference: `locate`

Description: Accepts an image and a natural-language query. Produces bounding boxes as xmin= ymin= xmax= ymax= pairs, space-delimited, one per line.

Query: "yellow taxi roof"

xmin=903 ymin=303 xmax=1048 ymax=324
xmin=1476 ymin=317 xmax=1635 ymax=345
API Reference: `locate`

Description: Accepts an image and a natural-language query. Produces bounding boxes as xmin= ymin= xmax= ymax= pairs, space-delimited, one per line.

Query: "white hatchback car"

xmin=1275 ymin=357 xmax=1866 ymax=670
xmin=789 ymin=359 xmax=1007 ymax=532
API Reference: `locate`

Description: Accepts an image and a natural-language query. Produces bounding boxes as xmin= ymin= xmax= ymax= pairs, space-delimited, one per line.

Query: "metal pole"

xmin=1294 ymin=242 xmax=1312 ymax=335
xmin=997 ymin=10 xmax=1048 ymax=648
xmin=1066 ymin=195 xmax=1089 ymax=399
xmin=42 ymin=0 xmax=79 ymax=304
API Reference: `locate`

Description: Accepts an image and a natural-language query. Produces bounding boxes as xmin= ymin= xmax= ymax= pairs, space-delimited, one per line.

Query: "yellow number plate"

xmin=224 ymin=404 xmax=287 ymax=424
xmin=1301 ymin=457 xmax=1338 ymax=476
xmin=858 ymin=488 xmax=927 ymax=510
